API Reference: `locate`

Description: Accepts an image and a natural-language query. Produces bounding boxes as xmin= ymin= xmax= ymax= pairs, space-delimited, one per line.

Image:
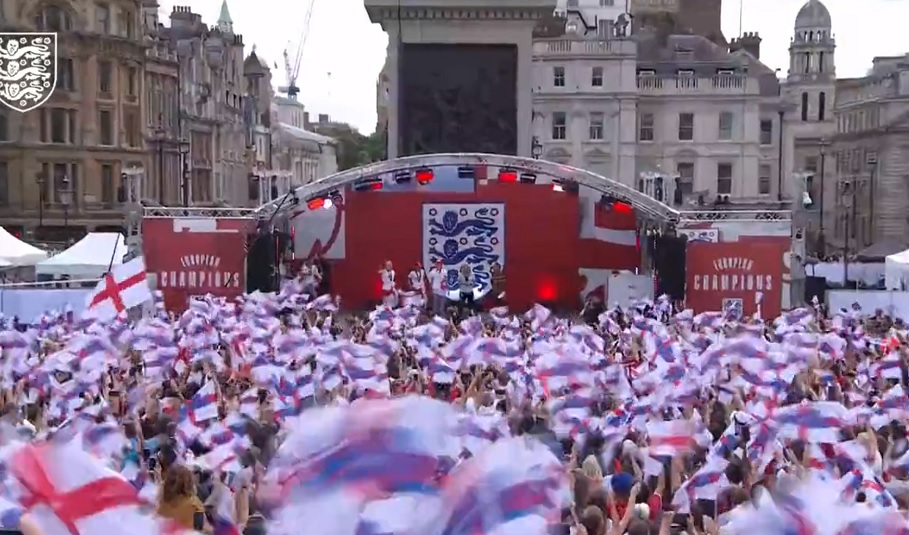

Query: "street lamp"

xmin=154 ymin=127 xmax=166 ymax=204
xmin=842 ymin=180 xmax=858 ymax=285
xmin=179 ymin=139 xmax=191 ymax=206
xmin=35 ymin=172 xmax=46 ymax=231
xmin=60 ymin=175 xmax=72 ymax=232
xmin=531 ymin=136 xmax=543 ymax=160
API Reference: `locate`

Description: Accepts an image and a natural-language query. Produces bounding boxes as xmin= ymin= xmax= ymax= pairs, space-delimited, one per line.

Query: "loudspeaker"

xmin=654 ymin=234 xmax=687 ymax=302
xmin=246 ymin=230 xmax=277 ymax=293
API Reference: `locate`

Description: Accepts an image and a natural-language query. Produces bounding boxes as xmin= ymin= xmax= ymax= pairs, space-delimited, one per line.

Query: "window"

xmin=818 ymin=51 xmax=824 ymax=73
xmin=678 ymin=113 xmax=694 ymax=141
xmin=126 ymin=67 xmax=137 ymax=98
xmin=600 ymin=0 xmax=614 ymax=5
xmin=717 ymin=163 xmax=733 ymax=195
xmin=38 ymin=110 xmax=47 ymax=142
xmin=120 ymin=10 xmax=135 ymax=38
xmin=101 ymin=164 xmax=115 ymax=204
xmin=718 ymin=112 xmax=733 ymax=141
xmin=96 ymin=4 xmax=111 ymax=34
xmin=98 ymin=61 xmax=112 ymax=94
xmin=589 ymin=112 xmax=604 ymax=140
xmin=597 ymin=19 xmax=613 ymax=38
xmin=801 ymin=92 xmax=809 ymax=121
xmin=803 ymin=52 xmax=810 ymax=73
xmin=818 ymin=92 xmax=826 ymax=121
xmin=50 ymin=108 xmax=66 ymax=143
xmin=676 ymin=162 xmax=694 ymax=194
xmin=551 ymin=112 xmax=566 ymax=140
xmin=0 ymin=112 xmax=7 ymax=142
xmin=52 ymin=163 xmax=68 ymax=203
xmin=591 ymin=67 xmax=603 ymax=87
xmin=35 ymin=6 xmax=72 ymax=31
xmin=0 ymin=162 xmax=7 ymax=206
xmin=760 ymin=119 xmax=773 ymax=145
xmin=124 ymin=110 xmax=138 ymax=147
xmin=804 ymin=156 xmax=818 ymax=174
xmin=639 ymin=113 xmax=654 ymax=141
xmin=57 ymin=58 xmax=76 ymax=92
xmin=68 ymin=110 xmax=77 ymax=144
xmin=553 ymin=67 xmax=565 ymax=87
xmin=99 ymin=110 xmax=113 ymax=145
xmin=758 ymin=164 xmax=772 ymax=195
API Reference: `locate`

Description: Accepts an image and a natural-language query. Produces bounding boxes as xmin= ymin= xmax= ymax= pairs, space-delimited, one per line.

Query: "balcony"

xmin=636 ymin=74 xmax=757 ymax=96
xmin=533 ymin=38 xmax=635 ymax=58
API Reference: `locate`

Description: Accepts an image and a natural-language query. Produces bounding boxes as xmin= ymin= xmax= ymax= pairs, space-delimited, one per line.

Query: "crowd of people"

xmin=0 ymin=265 xmax=908 ymax=535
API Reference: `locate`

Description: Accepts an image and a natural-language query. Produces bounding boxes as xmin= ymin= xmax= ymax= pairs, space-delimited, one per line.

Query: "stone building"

xmin=533 ymin=3 xmax=783 ymax=205
xmin=0 ymin=0 xmax=149 ymax=240
xmin=831 ymin=55 xmax=909 ymax=253
xmin=268 ymin=97 xmax=338 ymax=204
xmin=153 ymin=1 xmax=252 ymax=207
xmin=141 ymin=0 xmax=183 ymax=206
xmin=780 ymin=0 xmax=837 ymax=253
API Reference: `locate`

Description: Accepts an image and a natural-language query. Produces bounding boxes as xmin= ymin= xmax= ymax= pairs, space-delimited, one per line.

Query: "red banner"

xmin=142 ymin=217 xmax=253 ymax=312
xmin=686 ymin=237 xmax=790 ymax=319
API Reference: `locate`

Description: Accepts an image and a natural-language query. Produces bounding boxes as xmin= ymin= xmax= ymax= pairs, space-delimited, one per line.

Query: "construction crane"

xmin=278 ymin=0 xmax=316 ymax=100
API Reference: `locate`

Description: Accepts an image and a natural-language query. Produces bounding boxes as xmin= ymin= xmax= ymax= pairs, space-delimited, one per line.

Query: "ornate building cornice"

xmin=367 ymin=6 xmax=551 ymax=24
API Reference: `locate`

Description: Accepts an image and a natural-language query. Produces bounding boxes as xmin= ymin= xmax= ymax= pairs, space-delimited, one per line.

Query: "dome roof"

xmin=795 ymin=0 xmax=831 ymax=29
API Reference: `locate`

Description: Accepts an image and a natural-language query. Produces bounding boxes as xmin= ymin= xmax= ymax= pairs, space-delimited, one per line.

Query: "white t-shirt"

xmin=381 ymin=269 xmax=396 ymax=292
xmin=427 ymin=268 xmax=446 ymax=295
xmin=408 ymin=269 xmax=425 ymax=292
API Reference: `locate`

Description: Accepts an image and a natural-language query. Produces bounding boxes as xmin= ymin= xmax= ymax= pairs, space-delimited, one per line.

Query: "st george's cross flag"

xmin=84 ymin=257 xmax=153 ymax=320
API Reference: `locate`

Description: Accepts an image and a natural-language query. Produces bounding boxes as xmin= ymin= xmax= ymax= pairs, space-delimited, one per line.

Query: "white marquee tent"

xmin=0 ymin=227 xmax=47 ymax=266
xmin=35 ymin=232 xmax=127 ymax=279
xmin=885 ymin=248 xmax=909 ymax=290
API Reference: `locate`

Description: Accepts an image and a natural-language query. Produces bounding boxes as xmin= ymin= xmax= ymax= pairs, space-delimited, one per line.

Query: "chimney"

xmin=318 ymin=113 xmax=329 ymax=124
xmin=303 ymin=111 xmax=310 ymax=126
xmin=735 ymin=31 xmax=761 ymax=59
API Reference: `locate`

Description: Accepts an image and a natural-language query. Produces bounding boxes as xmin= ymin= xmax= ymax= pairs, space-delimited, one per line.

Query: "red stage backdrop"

xmin=685 ymin=236 xmax=791 ymax=319
xmin=142 ymin=217 xmax=253 ymax=312
xmin=293 ymin=177 xmax=641 ymax=311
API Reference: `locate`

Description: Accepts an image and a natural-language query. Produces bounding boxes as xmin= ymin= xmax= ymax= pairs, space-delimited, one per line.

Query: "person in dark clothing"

xmin=581 ymin=295 xmax=606 ymax=326
xmin=314 ymin=254 xmax=330 ymax=295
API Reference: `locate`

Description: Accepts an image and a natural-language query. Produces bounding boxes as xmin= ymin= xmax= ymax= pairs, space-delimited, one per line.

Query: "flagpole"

xmin=105 ymin=234 xmax=123 ymax=274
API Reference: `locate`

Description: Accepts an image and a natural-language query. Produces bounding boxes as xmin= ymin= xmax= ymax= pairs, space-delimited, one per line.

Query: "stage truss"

xmin=254 ymin=153 xmax=792 ymax=224
xmin=123 ymin=154 xmax=792 ymax=257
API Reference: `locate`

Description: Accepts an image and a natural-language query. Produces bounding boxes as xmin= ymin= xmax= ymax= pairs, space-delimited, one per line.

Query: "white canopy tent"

xmin=885 ymin=248 xmax=909 ymax=290
xmin=0 ymin=227 xmax=47 ymax=266
xmin=35 ymin=232 xmax=127 ymax=278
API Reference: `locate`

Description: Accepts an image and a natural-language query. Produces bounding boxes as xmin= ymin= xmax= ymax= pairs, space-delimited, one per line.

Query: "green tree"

xmin=313 ymin=124 xmax=387 ymax=171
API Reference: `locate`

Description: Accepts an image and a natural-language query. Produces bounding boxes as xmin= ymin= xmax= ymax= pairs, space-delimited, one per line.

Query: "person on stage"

xmin=458 ymin=264 xmax=476 ymax=313
xmin=408 ymin=262 xmax=427 ymax=307
xmin=301 ymin=260 xmax=321 ymax=296
xmin=490 ymin=262 xmax=506 ymax=307
xmin=427 ymin=260 xmax=447 ymax=316
xmin=379 ymin=260 xmax=398 ymax=307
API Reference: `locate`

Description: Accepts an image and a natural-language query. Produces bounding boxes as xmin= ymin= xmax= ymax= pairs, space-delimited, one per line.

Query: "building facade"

xmin=831 ymin=55 xmax=909 ymax=252
xmin=267 ymin=97 xmax=338 ymax=204
xmin=152 ymin=2 xmax=252 ymax=208
xmin=532 ymin=16 xmax=784 ymax=206
xmin=0 ymin=0 xmax=149 ymax=241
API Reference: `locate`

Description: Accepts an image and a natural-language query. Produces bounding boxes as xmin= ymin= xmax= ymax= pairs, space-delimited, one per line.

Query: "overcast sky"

xmin=158 ymin=0 xmax=907 ymax=134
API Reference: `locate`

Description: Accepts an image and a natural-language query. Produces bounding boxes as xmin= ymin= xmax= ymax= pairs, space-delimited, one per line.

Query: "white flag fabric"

xmin=84 ymin=257 xmax=153 ymax=320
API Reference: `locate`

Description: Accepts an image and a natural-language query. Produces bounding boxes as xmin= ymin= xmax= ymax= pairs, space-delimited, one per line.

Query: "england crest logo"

xmin=0 ymin=33 xmax=56 ymax=113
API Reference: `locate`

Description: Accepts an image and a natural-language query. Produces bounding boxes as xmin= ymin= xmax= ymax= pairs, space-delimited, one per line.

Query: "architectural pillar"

xmin=365 ymin=0 xmax=555 ymax=159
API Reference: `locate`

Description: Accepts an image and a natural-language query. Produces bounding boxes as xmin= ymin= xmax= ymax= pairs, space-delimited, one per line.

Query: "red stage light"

xmin=613 ymin=201 xmax=633 ymax=214
xmin=415 ymin=168 xmax=434 ymax=184
xmin=498 ymin=169 xmax=518 ymax=182
xmin=306 ymin=197 xmax=327 ymax=210
xmin=537 ymin=281 xmax=557 ymax=301
xmin=368 ymin=182 xmax=383 ymax=190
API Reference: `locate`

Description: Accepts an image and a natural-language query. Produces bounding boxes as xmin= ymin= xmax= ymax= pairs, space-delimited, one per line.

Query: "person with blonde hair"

xmin=157 ymin=465 xmax=206 ymax=531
